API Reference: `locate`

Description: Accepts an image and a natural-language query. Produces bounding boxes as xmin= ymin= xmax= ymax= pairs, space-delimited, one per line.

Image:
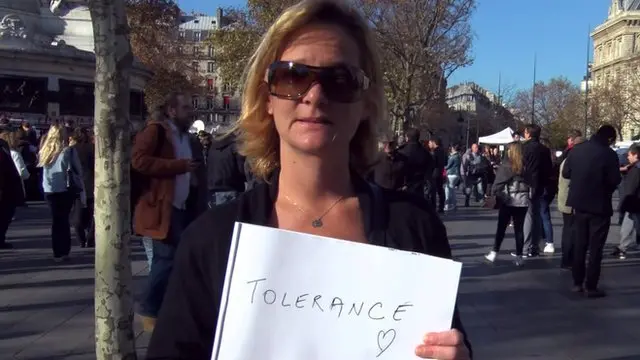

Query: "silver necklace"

xmin=282 ymin=194 xmax=346 ymax=228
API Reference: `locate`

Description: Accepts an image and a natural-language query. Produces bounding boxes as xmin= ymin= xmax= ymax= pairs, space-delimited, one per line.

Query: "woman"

xmin=69 ymin=127 xmax=95 ymax=248
xmin=147 ymin=1 xmax=471 ymax=359
xmin=444 ymin=144 xmax=461 ymax=211
xmin=557 ymin=137 xmax=583 ymax=268
xmin=39 ymin=124 xmax=84 ymax=262
xmin=484 ymin=142 xmax=530 ymax=266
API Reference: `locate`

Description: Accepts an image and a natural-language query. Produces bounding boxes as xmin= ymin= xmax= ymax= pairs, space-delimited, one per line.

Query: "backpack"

xmin=468 ymin=155 xmax=489 ymax=176
xmin=130 ymin=124 xmax=165 ymax=218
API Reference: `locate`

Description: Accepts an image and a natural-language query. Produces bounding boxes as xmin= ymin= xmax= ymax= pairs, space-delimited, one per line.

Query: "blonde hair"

xmin=38 ymin=124 xmax=67 ymax=167
xmin=232 ymin=0 xmax=387 ymax=180
xmin=507 ymin=142 xmax=524 ymax=175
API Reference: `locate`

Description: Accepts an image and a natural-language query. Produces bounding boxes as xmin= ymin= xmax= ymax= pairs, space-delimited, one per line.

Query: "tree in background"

xmin=357 ymin=0 xmax=475 ymax=134
xmin=88 ymin=0 xmax=137 ymax=358
xmin=206 ymin=0 xmax=297 ymax=93
xmin=126 ymin=0 xmax=202 ymax=110
xmin=590 ymin=74 xmax=640 ymax=140
xmin=207 ymin=0 xmax=474 ymax=137
xmin=510 ymin=77 xmax=583 ymax=148
xmin=205 ymin=9 xmax=260 ymax=94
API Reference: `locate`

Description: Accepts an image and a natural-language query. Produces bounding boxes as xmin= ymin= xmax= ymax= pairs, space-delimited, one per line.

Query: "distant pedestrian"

xmin=39 ymin=124 xmax=85 ymax=262
xmin=0 ymin=135 xmax=24 ymax=249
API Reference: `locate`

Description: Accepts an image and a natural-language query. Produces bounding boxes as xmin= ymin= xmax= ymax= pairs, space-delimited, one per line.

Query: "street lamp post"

xmin=584 ymin=24 xmax=591 ymax=136
xmin=465 ymin=116 xmax=471 ymax=150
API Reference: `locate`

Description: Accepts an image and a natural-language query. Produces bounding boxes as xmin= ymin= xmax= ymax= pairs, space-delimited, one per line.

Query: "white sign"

xmin=212 ymin=223 xmax=463 ymax=360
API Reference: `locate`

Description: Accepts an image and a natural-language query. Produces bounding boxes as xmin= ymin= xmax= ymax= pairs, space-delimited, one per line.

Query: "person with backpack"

xmin=461 ymin=143 xmax=487 ymax=207
xmin=484 ymin=142 xmax=530 ymax=267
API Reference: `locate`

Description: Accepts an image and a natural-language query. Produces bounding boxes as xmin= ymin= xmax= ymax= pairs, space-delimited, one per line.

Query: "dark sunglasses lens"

xmin=269 ymin=65 xmax=313 ymax=99
xmin=320 ymin=67 xmax=362 ymax=103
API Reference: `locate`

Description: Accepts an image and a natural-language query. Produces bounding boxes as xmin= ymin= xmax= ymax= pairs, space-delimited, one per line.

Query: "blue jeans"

xmin=540 ymin=194 xmax=554 ymax=245
xmin=138 ymin=207 xmax=186 ymax=318
xmin=445 ymin=175 xmax=459 ymax=210
xmin=464 ymin=176 xmax=484 ymax=203
xmin=142 ymin=236 xmax=153 ymax=268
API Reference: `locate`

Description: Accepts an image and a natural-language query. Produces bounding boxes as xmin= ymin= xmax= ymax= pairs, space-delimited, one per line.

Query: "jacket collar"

xmin=236 ymin=168 xmax=382 ymax=245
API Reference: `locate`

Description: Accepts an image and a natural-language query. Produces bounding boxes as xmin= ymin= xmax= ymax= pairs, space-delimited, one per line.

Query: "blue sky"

xmin=177 ymin=0 xmax=610 ymax=93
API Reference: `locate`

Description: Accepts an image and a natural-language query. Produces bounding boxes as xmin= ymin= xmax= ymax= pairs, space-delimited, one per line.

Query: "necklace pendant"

xmin=311 ymin=219 xmax=323 ymax=228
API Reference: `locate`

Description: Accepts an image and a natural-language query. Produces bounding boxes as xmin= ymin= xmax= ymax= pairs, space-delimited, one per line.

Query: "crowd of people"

xmin=373 ymin=122 xmax=635 ymax=298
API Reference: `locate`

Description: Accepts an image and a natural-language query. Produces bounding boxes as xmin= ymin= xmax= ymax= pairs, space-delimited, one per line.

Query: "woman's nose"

xmin=301 ymin=82 xmax=328 ymax=105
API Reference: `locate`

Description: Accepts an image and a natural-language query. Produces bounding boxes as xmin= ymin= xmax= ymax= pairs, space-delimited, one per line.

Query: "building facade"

xmin=445 ymin=82 xmax=515 ymax=146
xmin=178 ymin=9 xmax=240 ymax=128
xmin=0 ymin=0 xmax=151 ymax=129
xmin=591 ymin=0 xmax=640 ymax=139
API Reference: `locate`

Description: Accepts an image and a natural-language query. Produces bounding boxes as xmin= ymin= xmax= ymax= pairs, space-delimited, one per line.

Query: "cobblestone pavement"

xmin=0 ymin=201 xmax=638 ymax=359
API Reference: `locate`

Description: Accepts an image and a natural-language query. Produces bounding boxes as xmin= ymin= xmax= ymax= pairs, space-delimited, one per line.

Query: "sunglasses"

xmin=266 ymin=61 xmax=370 ymax=103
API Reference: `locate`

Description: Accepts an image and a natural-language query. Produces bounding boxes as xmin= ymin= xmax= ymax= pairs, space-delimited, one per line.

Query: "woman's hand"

xmin=415 ymin=329 xmax=470 ymax=360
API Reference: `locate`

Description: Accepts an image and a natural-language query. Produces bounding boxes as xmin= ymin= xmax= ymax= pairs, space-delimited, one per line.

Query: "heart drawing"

xmin=376 ymin=329 xmax=397 ymax=357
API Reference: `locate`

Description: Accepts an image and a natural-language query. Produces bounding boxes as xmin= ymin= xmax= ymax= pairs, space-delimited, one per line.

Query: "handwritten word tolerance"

xmin=246 ymin=278 xmax=414 ymax=321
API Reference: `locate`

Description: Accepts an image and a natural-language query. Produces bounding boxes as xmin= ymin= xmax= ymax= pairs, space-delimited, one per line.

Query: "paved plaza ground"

xmin=0 ymin=201 xmax=638 ymax=359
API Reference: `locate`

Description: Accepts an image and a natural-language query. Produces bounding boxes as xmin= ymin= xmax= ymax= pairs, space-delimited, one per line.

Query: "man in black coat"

xmin=0 ymin=138 xmax=24 ymax=249
xmin=562 ymin=125 xmax=621 ymax=298
xmin=397 ymin=128 xmax=434 ymax=199
xmin=373 ymin=140 xmax=406 ymax=190
xmin=521 ymin=124 xmax=553 ymax=257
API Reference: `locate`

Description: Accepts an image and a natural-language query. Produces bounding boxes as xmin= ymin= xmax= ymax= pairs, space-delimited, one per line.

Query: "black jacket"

xmin=562 ymin=137 xmax=621 ymax=216
xmin=0 ymin=141 xmax=24 ymax=206
xmin=431 ymin=146 xmax=447 ymax=179
xmin=72 ymin=142 xmax=95 ymax=199
xmin=522 ymin=138 xmax=552 ymax=197
xmin=373 ymin=151 xmax=406 ymax=190
xmin=397 ymin=141 xmax=433 ymax=192
xmin=619 ymin=163 xmax=640 ymax=213
xmin=146 ymin=172 xmax=472 ymax=360
xmin=206 ymin=135 xmax=246 ymax=193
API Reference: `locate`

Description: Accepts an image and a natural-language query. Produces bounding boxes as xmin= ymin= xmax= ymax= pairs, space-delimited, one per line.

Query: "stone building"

xmin=179 ymin=9 xmax=240 ymax=128
xmin=445 ymin=82 xmax=515 ymax=147
xmin=590 ymin=0 xmax=640 ymax=139
xmin=0 ymin=0 xmax=151 ymax=129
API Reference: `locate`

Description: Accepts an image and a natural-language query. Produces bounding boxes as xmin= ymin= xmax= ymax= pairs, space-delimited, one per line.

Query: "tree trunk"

xmin=89 ymin=0 xmax=137 ymax=359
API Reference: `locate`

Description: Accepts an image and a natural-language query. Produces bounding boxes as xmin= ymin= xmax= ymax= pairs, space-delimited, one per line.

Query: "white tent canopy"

xmin=478 ymin=127 xmax=515 ymax=145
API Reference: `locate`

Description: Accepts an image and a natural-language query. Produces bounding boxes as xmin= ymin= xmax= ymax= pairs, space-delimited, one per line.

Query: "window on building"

xmin=207 ymin=62 xmax=215 ymax=73
xmin=179 ymin=31 xmax=185 ymax=39
xmin=192 ymin=96 xmax=199 ymax=109
xmin=208 ymin=46 xmax=214 ymax=57
xmin=194 ymin=31 xmax=202 ymax=42
xmin=207 ymin=78 xmax=214 ymax=91
xmin=223 ymin=95 xmax=230 ymax=110
xmin=192 ymin=61 xmax=199 ymax=71
xmin=193 ymin=46 xmax=199 ymax=56
xmin=222 ymin=84 xmax=228 ymax=93
xmin=207 ymin=97 xmax=214 ymax=109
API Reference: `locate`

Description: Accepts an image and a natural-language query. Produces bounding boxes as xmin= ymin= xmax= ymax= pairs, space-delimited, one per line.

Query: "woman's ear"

xmin=261 ymin=83 xmax=274 ymax=116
